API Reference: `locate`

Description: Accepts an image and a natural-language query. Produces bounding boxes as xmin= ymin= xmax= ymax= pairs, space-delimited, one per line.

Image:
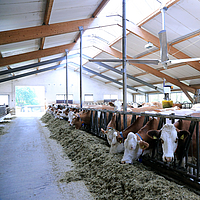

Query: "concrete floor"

xmin=0 ymin=112 xmax=94 ymax=200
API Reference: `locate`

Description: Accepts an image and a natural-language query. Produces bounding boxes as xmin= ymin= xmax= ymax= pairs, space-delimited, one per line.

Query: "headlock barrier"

xmin=67 ymin=106 xmax=200 ymax=193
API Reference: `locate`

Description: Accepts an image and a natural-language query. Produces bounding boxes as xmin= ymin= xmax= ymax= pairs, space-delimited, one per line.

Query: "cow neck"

xmin=120 ymin=116 xmax=146 ymax=139
xmin=137 ymin=118 xmax=159 ymax=146
xmin=78 ymin=111 xmax=91 ymax=125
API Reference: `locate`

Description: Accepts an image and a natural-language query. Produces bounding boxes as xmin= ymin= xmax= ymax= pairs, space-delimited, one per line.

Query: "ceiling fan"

xmin=90 ymin=6 xmax=200 ymax=69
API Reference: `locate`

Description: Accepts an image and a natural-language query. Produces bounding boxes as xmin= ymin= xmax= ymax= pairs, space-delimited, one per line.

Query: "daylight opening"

xmin=15 ymin=86 xmax=45 ymax=114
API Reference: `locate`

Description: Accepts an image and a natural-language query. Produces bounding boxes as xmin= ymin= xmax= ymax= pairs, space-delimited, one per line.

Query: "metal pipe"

xmin=122 ymin=0 xmax=127 ymax=128
xmin=79 ymin=26 xmax=83 ymax=108
xmin=65 ymin=49 xmax=69 ymax=106
xmin=161 ymin=7 xmax=168 ymax=30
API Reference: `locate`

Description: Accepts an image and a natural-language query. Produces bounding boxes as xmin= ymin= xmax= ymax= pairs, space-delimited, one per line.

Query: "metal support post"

xmin=145 ymin=93 xmax=149 ymax=103
xmin=122 ymin=0 xmax=127 ymax=128
xmin=161 ymin=7 xmax=168 ymax=30
xmin=79 ymin=26 xmax=83 ymax=108
xmin=65 ymin=49 xmax=69 ymax=106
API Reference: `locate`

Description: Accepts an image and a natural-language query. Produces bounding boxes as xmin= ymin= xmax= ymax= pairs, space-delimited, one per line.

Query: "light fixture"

xmin=144 ymin=42 xmax=153 ymax=49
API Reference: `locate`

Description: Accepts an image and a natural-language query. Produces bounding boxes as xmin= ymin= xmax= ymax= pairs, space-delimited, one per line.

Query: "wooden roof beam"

xmin=92 ymin=0 xmax=110 ymax=18
xmin=0 ymin=18 xmax=117 ymax=45
xmin=0 ymin=43 xmax=75 ymax=67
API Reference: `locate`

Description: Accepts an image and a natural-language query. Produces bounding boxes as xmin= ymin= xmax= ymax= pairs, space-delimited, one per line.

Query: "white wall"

xmin=0 ymin=67 xmax=133 ymax=108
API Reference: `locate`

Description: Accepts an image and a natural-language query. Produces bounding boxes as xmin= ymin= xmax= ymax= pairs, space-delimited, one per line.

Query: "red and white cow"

xmin=147 ymin=123 xmax=190 ymax=163
xmin=101 ymin=115 xmax=146 ymax=154
xmin=121 ymin=117 xmax=159 ymax=164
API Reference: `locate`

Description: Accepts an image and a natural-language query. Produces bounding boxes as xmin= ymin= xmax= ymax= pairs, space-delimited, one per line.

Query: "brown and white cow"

xmin=147 ymin=123 xmax=190 ymax=163
xmin=174 ymin=113 xmax=200 ymax=160
xmin=121 ymin=117 xmax=159 ymax=164
xmin=101 ymin=115 xmax=146 ymax=154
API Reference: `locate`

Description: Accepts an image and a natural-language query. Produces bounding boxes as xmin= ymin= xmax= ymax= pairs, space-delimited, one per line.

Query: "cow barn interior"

xmin=0 ymin=0 xmax=200 ymax=199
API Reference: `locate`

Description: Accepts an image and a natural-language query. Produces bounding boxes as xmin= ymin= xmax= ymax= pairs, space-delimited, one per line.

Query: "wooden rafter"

xmin=92 ymin=0 xmax=110 ymax=17
xmin=0 ymin=43 xmax=75 ymax=68
xmin=0 ymin=18 xmax=117 ymax=46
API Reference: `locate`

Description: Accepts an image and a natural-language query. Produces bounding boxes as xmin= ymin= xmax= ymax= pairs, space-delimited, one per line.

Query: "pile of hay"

xmin=41 ymin=112 xmax=200 ymax=200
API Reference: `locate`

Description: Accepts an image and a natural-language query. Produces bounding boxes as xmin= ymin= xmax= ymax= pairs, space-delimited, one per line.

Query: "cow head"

xmin=121 ymin=132 xmax=149 ymax=164
xmin=68 ymin=111 xmax=76 ymax=126
xmin=147 ymin=124 xmax=189 ymax=163
xmin=101 ymin=127 xmax=124 ymax=154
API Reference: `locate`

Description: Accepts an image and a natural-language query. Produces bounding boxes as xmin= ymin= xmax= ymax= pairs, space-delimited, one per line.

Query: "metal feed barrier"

xmin=0 ymin=106 xmax=6 ymax=117
xmin=68 ymin=106 xmax=200 ymax=194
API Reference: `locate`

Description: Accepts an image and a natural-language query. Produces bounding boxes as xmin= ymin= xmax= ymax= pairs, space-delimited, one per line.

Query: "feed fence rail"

xmin=0 ymin=106 xmax=6 ymax=118
xmin=67 ymin=106 xmax=200 ymax=193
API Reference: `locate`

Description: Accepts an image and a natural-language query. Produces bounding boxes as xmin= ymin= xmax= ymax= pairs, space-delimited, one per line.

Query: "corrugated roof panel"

xmin=40 ymin=53 xmax=65 ymax=62
xmin=142 ymin=0 xmax=200 ymax=42
xmin=0 ymin=39 xmax=40 ymax=57
xmin=162 ymin=65 xmax=200 ymax=79
xmin=173 ymin=35 xmax=200 ymax=58
xmin=44 ymin=32 xmax=78 ymax=49
xmin=9 ymin=59 xmax=38 ymax=69
xmin=50 ymin=0 xmax=102 ymax=24
xmin=0 ymin=0 xmax=45 ymax=31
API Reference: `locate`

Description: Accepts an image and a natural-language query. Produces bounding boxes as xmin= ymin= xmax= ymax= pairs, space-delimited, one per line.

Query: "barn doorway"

xmin=15 ymin=86 xmax=45 ymax=115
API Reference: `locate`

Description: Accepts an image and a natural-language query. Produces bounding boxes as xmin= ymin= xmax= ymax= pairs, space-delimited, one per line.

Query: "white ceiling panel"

xmin=162 ymin=65 xmax=200 ymax=79
xmin=50 ymin=0 xmax=102 ymax=24
xmin=0 ymin=39 xmax=40 ymax=57
xmin=0 ymin=0 xmax=45 ymax=31
xmin=44 ymin=32 xmax=78 ymax=49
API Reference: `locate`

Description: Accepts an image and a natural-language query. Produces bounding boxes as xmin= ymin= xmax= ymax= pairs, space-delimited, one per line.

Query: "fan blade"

xmin=127 ymin=59 xmax=159 ymax=65
xmin=89 ymin=59 xmax=123 ymax=62
xmin=168 ymin=58 xmax=200 ymax=65
xmin=158 ymin=30 xmax=168 ymax=62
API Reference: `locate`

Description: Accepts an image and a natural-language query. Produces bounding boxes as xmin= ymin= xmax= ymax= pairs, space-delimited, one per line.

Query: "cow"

xmin=71 ymin=104 xmax=121 ymax=130
xmin=101 ymin=115 xmax=146 ymax=154
xmin=174 ymin=114 xmax=200 ymax=160
xmin=121 ymin=117 xmax=159 ymax=164
xmin=147 ymin=123 xmax=190 ymax=163
xmin=72 ymin=110 xmax=92 ymax=129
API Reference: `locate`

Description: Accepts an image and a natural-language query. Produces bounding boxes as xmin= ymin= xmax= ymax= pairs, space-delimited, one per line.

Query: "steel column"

xmin=122 ymin=0 xmax=127 ymax=128
xmin=161 ymin=7 xmax=168 ymax=30
xmin=79 ymin=26 xmax=83 ymax=108
xmin=65 ymin=49 xmax=69 ymax=106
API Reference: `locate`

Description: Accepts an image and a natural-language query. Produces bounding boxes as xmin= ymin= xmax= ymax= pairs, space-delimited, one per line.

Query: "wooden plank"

xmin=92 ymin=0 xmax=110 ymax=17
xmin=0 ymin=43 xmax=75 ymax=67
xmin=0 ymin=17 xmax=117 ymax=45
xmin=43 ymin=0 xmax=54 ymax=25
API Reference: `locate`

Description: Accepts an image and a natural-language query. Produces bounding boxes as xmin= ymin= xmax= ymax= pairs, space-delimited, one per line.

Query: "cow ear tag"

xmin=141 ymin=146 xmax=145 ymax=149
xmin=180 ymin=134 xmax=184 ymax=140
xmin=153 ymin=136 xmax=157 ymax=139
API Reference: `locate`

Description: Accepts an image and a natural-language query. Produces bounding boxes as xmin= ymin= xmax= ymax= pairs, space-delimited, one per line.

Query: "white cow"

xmin=121 ymin=132 xmax=149 ymax=164
xmin=101 ymin=127 xmax=124 ymax=154
xmin=68 ymin=111 xmax=75 ymax=125
xmin=148 ymin=123 xmax=189 ymax=163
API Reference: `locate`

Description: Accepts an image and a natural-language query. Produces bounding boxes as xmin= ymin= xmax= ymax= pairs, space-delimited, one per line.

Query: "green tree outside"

xmin=16 ymin=86 xmax=39 ymax=107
